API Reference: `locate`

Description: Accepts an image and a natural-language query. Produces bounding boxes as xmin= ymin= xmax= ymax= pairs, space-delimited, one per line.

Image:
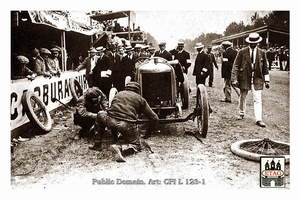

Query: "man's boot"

xmin=110 ymin=144 xmax=126 ymax=162
xmin=89 ymin=133 xmax=103 ymax=151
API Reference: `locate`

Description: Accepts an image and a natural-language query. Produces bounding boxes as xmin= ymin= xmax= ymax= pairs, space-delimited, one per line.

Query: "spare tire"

xmin=21 ymin=91 xmax=52 ymax=133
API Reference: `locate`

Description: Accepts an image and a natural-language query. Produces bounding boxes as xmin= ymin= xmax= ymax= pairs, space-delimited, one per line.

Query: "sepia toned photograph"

xmin=8 ymin=5 xmax=294 ymax=196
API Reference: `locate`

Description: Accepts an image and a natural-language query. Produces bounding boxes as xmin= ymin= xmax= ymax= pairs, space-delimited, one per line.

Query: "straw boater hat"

xmin=245 ymin=32 xmax=262 ymax=43
xmin=96 ymin=46 xmax=106 ymax=52
xmin=221 ymin=41 xmax=232 ymax=47
xmin=194 ymin=42 xmax=204 ymax=49
xmin=177 ymin=42 xmax=185 ymax=47
xmin=125 ymin=46 xmax=134 ymax=52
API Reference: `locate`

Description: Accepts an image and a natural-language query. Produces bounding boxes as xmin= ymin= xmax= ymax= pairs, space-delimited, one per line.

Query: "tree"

xmin=263 ymin=11 xmax=289 ymax=30
xmin=223 ymin=21 xmax=246 ymax=36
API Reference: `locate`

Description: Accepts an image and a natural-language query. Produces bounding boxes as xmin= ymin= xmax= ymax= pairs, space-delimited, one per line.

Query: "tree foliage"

xmin=223 ymin=11 xmax=289 ymax=36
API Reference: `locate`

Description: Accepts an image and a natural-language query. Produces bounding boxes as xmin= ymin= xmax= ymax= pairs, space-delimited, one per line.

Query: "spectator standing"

xmin=231 ymin=33 xmax=270 ymax=127
xmin=206 ymin=45 xmax=219 ymax=87
xmin=76 ymin=47 xmax=99 ymax=87
xmin=108 ymin=45 xmax=123 ymax=91
xmin=266 ymin=47 xmax=276 ymax=70
xmin=73 ymin=87 xmax=108 ymax=139
xmin=121 ymin=46 xmax=138 ymax=82
xmin=173 ymin=42 xmax=192 ymax=74
xmin=220 ymin=41 xmax=239 ymax=103
xmin=192 ymin=42 xmax=209 ymax=86
xmin=154 ymin=42 xmax=172 ymax=61
xmin=90 ymin=82 xmax=159 ymax=162
xmin=92 ymin=46 xmax=112 ymax=97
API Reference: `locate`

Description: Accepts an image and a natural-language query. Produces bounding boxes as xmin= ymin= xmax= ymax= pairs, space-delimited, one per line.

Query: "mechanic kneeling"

xmin=73 ymin=87 xmax=108 ymax=139
xmin=90 ymin=81 xmax=159 ymax=162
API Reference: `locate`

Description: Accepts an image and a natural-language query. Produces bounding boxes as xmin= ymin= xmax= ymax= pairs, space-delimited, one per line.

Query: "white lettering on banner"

xmin=10 ymin=70 xmax=88 ymax=131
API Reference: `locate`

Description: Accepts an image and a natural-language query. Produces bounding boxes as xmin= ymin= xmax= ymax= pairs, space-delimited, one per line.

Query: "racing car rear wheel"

xmin=21 ymin=91 xmax=52 ymax=133
xmin=69 ymin=78 xmax=83 ymax=102
xmin=196 ymin=84 xmax=208 ymax=138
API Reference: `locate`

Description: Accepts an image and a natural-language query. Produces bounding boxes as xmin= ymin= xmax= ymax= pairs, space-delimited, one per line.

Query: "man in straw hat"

xmin=76 ymin=47 xmax=99 ymax=87
xmin=192 ymin=42 xmax=209 ymax=86
xmin=231 ymin=32 xmax=270 ymax=127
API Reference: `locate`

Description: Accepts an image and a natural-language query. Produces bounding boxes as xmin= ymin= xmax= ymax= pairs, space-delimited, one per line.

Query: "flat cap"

xmin=17 ymin=55 xmax=29 ymax=64
xmin=39 ymin=48 xmax=51 ymax=54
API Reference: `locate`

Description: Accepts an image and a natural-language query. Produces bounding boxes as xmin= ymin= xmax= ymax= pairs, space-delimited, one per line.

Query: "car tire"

xmin=21 ymin=91 xmax=52 ymax=133
xmin=196 ymin=84 xmax=209 ymax=138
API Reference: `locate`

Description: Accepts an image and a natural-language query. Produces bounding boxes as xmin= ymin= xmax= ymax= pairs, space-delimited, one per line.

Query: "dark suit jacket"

xmin=175 ymin=50 xmax=191 ymax=73
xmin=108 ymin=52 xmax=123 ymax=90
xmin=121 ymin=54 xmax=138 ymax=81
xmin=192 ymin=51 xmax=209 ymax=78
xmin=92 ymin=55 xmax=111 ymax=82
xmin=221 ymin=47 xmax=237 ymax=79
xmin=154 ymin=50 xmax=172 ymax=61
xmin=231 ymin=47 xmax=269 ymax=90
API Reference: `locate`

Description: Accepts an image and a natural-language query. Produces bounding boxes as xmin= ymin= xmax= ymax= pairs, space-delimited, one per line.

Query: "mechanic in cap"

xmin=90 ymin=81 xmax=159 ymax=162
xmin=34 ymin=48 xmax=52 ymax=78
xmin=73 ymin=86 xmax=108 ymax=139
xmin=11 ymin=55 xmax=37 ymax=80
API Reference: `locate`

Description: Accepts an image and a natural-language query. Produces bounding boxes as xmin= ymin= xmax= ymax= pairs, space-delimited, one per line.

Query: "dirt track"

xmin=10 ymin=61 xmax=290 ymax=190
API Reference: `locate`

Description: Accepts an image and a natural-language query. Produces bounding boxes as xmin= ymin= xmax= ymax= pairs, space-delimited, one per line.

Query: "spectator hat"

xmin=178 ymin=42 xmax=184 ymax=47
xmin=39 ymin=48 xmax=51 ymax=54
xmin=221 ymin=41 xmax=232 ymax=47
xmin=17 ymin=55 xmax=29 ymax=64
xmin=50 ymin=47 xmax=61 ymax=53
xmin=194 ymin=42 xmax=204 ymax=49
xmin=125 ymin=81 xmax=140 ymax=93
xmin=96 ymin=46 xmax=106 ymax=52
xmin=32 ymin=48 xmax=40 ymax=56
xmin=85 ymin=87 xmax=103 ymax=101
xmin=125 ymin=46 xmax=134 ymax=52
xmin=158 ymin=42 xmax=166 ymax=46
xmin=245 ymin=32 xmax=262 ymax=43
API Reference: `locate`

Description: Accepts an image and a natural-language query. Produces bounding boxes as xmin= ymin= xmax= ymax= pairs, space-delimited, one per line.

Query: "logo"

xmin=260 ymin=156 xmax=285 ymax=188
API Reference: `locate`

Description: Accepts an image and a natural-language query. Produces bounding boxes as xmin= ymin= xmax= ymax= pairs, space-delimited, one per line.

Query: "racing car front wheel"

xmin=21 ymin=91 xmax=52 ymax=133
xmin=195 ymin=84 xmax=209 ymax=138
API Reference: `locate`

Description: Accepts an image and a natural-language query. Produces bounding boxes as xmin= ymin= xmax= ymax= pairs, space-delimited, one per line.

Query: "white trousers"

xmin=239 ymin=84 xmax=262 ymax=122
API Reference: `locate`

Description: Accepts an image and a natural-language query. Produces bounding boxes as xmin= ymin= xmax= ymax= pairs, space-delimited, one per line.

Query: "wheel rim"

xmin=231 ymin=138 xmax=290 ymax=163
xmin=30 ymin=95 xmax=50 ymax=128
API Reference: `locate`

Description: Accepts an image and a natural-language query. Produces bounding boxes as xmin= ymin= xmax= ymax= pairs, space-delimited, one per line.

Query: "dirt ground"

xmin=10 ymin=61 xmax=290 ymax=192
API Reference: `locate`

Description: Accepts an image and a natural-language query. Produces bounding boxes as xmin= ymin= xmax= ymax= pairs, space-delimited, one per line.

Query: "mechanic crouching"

xmin=90 ymin=81 xmax=159 ymax=162
xmin=73 ymin=87 xmax=108 ymax=139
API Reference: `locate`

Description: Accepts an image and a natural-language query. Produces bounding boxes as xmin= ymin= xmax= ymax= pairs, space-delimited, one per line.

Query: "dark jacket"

xmin=221 ymin=47 xmax=237 ymax=79
xmin=108 ymin=90 xmax=158 ymax=123
xmin=154 ymin=50 xmax=172 ymax=61
xmin=175 ymin=50 xmax=191 ymax=74
xmin=231 ymin=46 xmax=269 ymax=90
xmin=121 ymin=54 xmax=138 ymax=81
xmin=192 ymin=50 xmax=209 ymax=78
xmin=74 ymin=91 xmax=108 ymax=120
